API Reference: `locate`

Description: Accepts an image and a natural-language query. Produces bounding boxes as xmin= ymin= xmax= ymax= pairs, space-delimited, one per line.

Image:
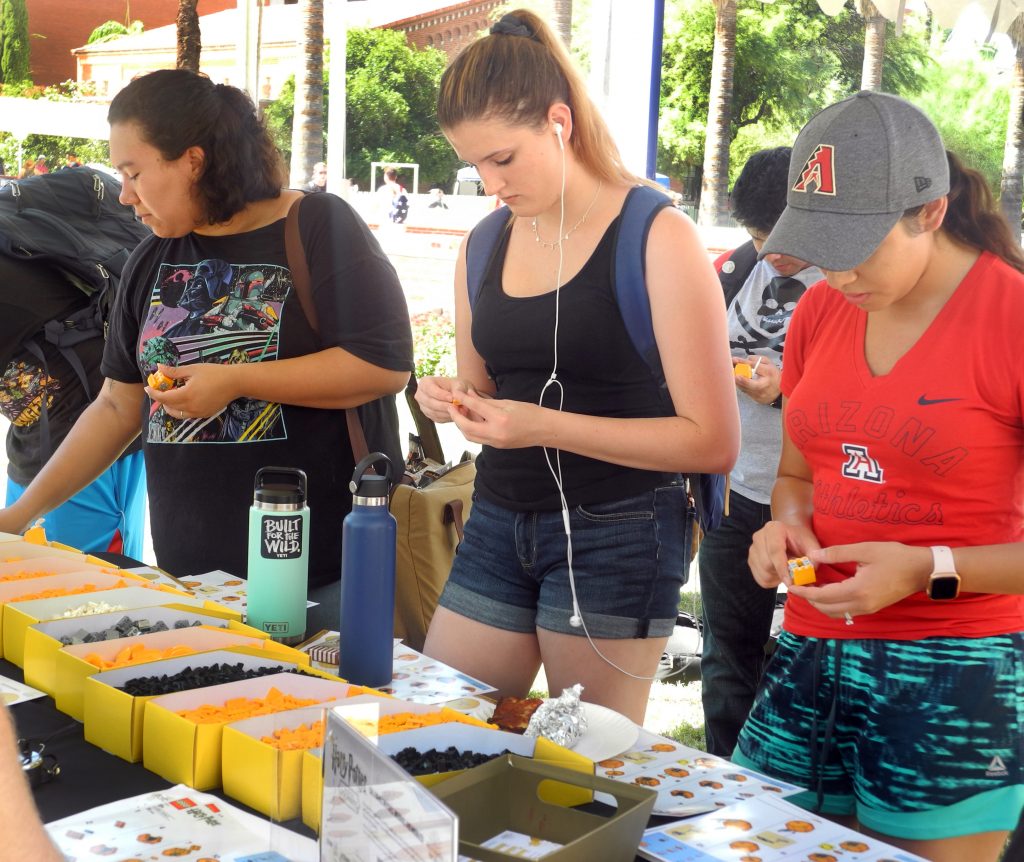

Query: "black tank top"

xmin=472 ymin=216 xmax=668 ymax=510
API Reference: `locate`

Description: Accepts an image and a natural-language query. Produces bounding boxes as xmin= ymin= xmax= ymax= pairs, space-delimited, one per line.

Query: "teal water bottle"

xmin=246 ymin=467 xmax=309 ymax=645
xmin=339 ymin=453 xmax=396 ymax=687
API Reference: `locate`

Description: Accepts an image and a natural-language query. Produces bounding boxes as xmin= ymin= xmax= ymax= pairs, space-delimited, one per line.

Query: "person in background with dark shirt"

xmin=306 ymin=161 xmax=327 ymax=193
xmin=0 ymin=255 xmax=146 ymax=556
xmin=698 ymin=147 xmax=821 ymax=757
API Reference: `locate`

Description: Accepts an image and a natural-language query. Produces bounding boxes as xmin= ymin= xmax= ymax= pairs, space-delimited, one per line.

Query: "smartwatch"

xmin=926 ymin=545 xmax=960 ymax=600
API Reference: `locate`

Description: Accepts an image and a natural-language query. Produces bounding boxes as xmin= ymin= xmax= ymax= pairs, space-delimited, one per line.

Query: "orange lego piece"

xmin=788 ymin=556 xmax=816 ymax=586
xmin=147 ymin=370 xmax=176 ymax=391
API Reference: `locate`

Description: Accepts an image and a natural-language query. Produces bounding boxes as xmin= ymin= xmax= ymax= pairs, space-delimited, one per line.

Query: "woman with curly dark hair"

xmin=0 ymin=69 xmax=413 ymax=597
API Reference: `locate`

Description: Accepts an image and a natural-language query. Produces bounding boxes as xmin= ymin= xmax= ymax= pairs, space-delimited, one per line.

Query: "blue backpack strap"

xmin=465 ymin=205 xmax=514 ymax=311
xmin=612 ymin=185 xmax=726 ymax=535
xmin=612 ymin=184 xmax=672 ymax=390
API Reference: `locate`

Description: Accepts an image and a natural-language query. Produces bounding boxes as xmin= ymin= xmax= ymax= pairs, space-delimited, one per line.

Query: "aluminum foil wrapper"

xmin=524 ymin=684 xmax=588 ymax=748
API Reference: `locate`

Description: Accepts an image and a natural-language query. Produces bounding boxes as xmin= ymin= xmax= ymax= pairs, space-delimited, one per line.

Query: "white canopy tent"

xmin=0 ymin=97 xmax=110 ymax=175
xmin=0 ymin=96 xmax=109 ymax=140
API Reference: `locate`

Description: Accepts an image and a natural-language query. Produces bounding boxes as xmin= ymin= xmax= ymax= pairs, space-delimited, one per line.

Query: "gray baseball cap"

xmin=760 ymin=91 xmax=949 ymax=271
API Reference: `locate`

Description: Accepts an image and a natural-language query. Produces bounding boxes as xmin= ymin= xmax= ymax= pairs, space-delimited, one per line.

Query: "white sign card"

xmin=46 ymin=784 xmax=317 ymax=861
xmin=321 ymin=704 xmax=457 ymax=862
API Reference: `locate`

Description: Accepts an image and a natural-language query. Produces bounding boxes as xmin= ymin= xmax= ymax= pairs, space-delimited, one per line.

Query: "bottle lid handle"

xmin=349 ymin=452 xmax=393 ymax=494
xmin=255 ymin=466 xmax=307 ymax=498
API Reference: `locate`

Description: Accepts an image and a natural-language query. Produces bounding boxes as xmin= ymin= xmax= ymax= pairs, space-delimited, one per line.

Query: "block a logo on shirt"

xmin=841 ymin=444 xmax=884 ymax=483
xmin=985 ymin=754 xmax=1009 ymax=777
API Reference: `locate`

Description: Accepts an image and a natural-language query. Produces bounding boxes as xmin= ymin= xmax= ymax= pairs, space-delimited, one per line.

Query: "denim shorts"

xmin=733 ymin=630 xmax=1024 ymax=839
xmin=438 ymin=481 xmax=692 ymax=638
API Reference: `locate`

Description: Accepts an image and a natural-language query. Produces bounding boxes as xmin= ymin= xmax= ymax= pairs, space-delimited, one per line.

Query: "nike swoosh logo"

xmin=918 ymin=396 xmax=963 ymax=406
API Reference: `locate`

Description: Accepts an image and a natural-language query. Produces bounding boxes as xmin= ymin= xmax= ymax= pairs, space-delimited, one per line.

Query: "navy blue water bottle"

xmin=339 ymin=452 xmax=396 ymax=687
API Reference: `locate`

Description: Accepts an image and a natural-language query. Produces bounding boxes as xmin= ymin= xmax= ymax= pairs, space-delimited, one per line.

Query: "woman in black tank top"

xmin=414 ymin=9 xmax=739 ymax=725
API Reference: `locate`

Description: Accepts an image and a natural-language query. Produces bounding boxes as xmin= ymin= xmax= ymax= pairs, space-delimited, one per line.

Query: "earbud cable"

xmin=538 ymin=137 xmax=658 ymax=683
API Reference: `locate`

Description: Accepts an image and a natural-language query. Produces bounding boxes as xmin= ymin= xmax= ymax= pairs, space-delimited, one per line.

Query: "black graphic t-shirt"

xmin=102 ymin=193 xmax=413 ymax=585
xmin=0 ymin=256 xmax=141 ymax=485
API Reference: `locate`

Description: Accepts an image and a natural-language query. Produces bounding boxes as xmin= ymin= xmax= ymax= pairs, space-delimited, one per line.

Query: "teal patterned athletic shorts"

xmin=732 ymin=630 xmax=1024 ymax=840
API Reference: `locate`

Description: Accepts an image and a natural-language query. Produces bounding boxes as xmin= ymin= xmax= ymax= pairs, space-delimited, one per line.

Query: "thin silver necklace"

xmin=531 ymin=181 xmax=603 ymax=249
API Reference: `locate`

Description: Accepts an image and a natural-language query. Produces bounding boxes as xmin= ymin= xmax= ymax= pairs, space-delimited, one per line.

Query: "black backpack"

xmin=0 ymin=170 xmax=151 ymax=454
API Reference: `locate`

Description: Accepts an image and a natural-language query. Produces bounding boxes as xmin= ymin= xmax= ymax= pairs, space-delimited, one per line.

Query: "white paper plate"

xmin=573 ymin=703 xmax=640 ymax=761
xmin=469 ymin=700 xmax=639 ymax=762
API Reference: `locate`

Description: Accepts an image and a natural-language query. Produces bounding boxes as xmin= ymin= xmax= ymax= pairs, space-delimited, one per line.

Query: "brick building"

xmin=70 ymin=0 xmax=521 ymax=101
xmin=25 ymin=0 xmax=239 ymax=86
xmin=393 ymin=1 xmax=503 ymax=60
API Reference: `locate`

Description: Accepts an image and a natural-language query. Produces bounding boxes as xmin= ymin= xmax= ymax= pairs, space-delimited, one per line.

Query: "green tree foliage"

xmin=911 ymin=52 xmax=1008 ymax=193
xmin=87 ymin=20 xmax=144 ymax=44
xmin=0 ymin=0 xmax=31 ymax=85
xmin=264 ymin=28 xmax=453 ymax=188
xmin=658 ymin=0 xmax=931 ymax=186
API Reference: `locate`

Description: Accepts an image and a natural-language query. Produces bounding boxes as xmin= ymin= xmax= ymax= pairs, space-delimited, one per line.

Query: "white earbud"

xmin=569 ymin=611 xmax=582 ymax=628
xmin=553 ymin=121 xmax=564 ymax=149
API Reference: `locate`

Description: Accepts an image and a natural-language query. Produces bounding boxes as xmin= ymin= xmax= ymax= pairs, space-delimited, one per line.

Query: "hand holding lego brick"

xmin=747 ymin=520 xmax=821 ymax=589
xmin=786 ymin=542 xmax=936 ymax=619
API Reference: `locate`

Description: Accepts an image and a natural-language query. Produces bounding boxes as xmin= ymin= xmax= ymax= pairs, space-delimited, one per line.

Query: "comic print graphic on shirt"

xmin=727 ymin=259 xmax=817 ymax=357
xmin=137 ymin=259 xmax=290 ymax=444
xmin=0 ymin=360 xmax=60 ymax=426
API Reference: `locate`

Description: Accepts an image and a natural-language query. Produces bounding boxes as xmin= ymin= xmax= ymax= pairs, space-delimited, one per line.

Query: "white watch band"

xmin=930 ymin=545 xmax=955 ymax=574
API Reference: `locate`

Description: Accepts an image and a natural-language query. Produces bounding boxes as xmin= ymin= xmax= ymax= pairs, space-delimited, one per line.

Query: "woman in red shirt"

xmin=744 ymin=91 xmax=1024 ymax=861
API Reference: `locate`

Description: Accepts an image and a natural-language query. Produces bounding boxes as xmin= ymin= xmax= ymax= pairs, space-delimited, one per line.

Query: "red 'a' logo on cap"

xmin=793 ymin=145 xmax=836 ymax=196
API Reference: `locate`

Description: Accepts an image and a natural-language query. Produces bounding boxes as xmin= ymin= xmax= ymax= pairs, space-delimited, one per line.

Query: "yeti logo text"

xmin=841 ymin=444 xmax=884 ymax=483
xmin=793 ymin=145 xmax=837 ymax=196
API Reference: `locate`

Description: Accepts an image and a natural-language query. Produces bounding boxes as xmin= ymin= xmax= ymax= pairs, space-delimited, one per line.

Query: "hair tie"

xmin=490 ymin=14 xmax=534 ymax=38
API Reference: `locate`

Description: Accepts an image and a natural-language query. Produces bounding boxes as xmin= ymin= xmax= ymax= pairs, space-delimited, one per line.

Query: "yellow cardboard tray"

xmin=0 ymin=555 xmax=117 ymax=579
xmin=375 ymin=722 xmax=592 ymax=791
xmin=221 ymin=703 xmax=378 ymax=822
xmin=24 ymin=604 xmax=260 ymax=696
xmin=143 ymin=672 xmax=359 ymax=791
xmin=84 ymin=647 xmax=312 ymax=764
xmin=54 ymin=625 xmax=297 ymax=721
xmin=0 ymin=536 xmax=112 ymax=564
xmin=1 ymin=571 xmax=140 ymax=663
xmin=301 ymin=747 xmax=323 ymax=833
xmin=3 ymin=587 xmax=232 ymax=667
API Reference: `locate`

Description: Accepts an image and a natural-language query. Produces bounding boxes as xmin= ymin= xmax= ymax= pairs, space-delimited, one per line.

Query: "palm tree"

xmin=290 ymin=0 xmax=325 ymax=188
xmin=859 ymin=0 xmax=886 ymax=90
xmin=1000 ymin=14 xmax=1024 ymax=235
xmin=552 ymin=0 xmax=573 ymax=47
xmin=697 ymin=0 xmax=737 ymax=227
xmin=176 ymin=0 xmax=200 ymax=72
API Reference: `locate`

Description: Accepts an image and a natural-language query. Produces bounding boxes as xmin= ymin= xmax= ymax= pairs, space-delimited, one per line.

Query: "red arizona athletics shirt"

xmin=780 ymin=251 xmax=1024 ymax=639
